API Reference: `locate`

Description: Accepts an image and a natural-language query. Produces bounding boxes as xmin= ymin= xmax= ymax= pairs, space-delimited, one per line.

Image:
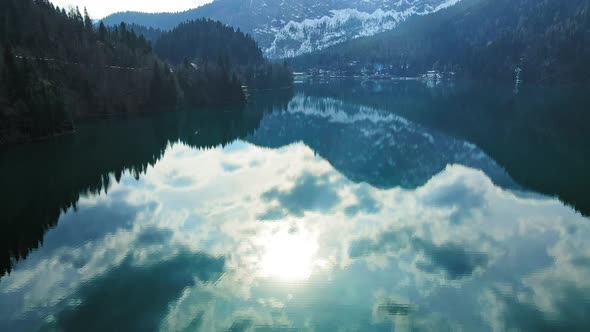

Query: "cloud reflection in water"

xmin=0 ymin=140 xmax=589 ymax=331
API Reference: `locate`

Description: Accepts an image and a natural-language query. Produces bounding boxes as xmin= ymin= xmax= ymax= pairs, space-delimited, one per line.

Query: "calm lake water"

xmin=1 ymin=79 xmax=589 ymax=331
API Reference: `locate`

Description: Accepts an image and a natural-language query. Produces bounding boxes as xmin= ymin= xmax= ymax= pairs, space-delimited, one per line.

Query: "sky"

xmin=50 ymin=0 xmax=213 ymax=19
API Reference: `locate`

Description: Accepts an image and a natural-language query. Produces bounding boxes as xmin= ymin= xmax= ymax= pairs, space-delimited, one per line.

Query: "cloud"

xmin=349 ymin=230 xmax=488 ymax=280
xmin=413 ymin=239 xmax=488 ymax=280
xmin=480 ymin=220 xmax=590 ymax=332
xmin=135 ymin=227 xmax=174 ymax=246
xmin=344 ymin=186 xmax=382 ymax=216
xmin=261 ymin=172 xmax=341 ymax=217
xmin=34 ymin=200 xmax=141 ymax=258
xmin=166 ymin=175 xmax=195 ymax=187
xmin=256 ymin=207 xmax=287 ymax=221
xmin=348 ymin=229 xmax=412 ymax=259
xmin=482 ymin=285 xmax=590 ymax=332
xmin=418 ymin=166 xmax=488 ymax=223
xmin=2 ymin=140 xmax=589 ymax=332
xmin=222 ymin=162 xmax=241 ymax=173
xmin=46 ymin=248 xmax=224 ymax=331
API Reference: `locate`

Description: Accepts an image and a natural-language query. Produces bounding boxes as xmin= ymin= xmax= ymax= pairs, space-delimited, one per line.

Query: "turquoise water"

xmin=1 ymin=79 xmax=589 ymax=331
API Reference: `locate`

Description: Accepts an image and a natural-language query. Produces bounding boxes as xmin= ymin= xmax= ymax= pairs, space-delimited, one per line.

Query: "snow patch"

xmin=265 ymin=0 xmax=462 ymax=58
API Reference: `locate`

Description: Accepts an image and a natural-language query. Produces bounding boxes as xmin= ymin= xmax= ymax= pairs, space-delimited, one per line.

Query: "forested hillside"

xmin=1 ymin=0 xmax=158 ymax=144
xmin=0 ymin=0 xmax=290 ymax=146
xmin=154 ymin=19 xmax=293 ymax=89
xmin=155 ymin=19 xmax=263 ymax=66
xmin=293 ymin=0 xmax=590 ymax=83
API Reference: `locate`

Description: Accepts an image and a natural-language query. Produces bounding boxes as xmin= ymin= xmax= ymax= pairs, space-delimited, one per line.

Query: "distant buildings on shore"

xmin=296 ymin=66 xmax=456 ymax=82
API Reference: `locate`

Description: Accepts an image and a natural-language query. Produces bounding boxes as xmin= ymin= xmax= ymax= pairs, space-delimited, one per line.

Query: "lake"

xmin=1 ymin=79 xmax=589 ymax=331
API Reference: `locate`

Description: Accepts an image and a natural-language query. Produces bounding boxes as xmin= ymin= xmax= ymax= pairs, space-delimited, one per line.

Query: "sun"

xmin=259 ymin=228 xmax=318 ymax=282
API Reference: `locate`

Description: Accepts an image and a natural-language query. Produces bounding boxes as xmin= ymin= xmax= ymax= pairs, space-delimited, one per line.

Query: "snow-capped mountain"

xmin=102 ymin=0 xmax=462 ymax=58
xmin=263 ymin=0 xmax=462 ymax=58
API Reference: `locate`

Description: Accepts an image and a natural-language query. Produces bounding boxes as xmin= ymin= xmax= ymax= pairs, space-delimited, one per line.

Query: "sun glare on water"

xmin=259 ymin=228 xmax=319 ymax=282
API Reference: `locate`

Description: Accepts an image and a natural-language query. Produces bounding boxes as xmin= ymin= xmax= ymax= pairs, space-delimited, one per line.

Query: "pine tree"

xmin=98 ymin=21 xmax=107 ymax=41
xmin=83 ymin=7 xmax=92 ymax=32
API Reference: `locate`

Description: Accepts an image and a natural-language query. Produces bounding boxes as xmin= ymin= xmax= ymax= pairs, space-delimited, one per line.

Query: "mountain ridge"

xmin=291 ymin=0 xmax=590 ymax=83
xmin=102 ymin=0 xmax=463 ymax=58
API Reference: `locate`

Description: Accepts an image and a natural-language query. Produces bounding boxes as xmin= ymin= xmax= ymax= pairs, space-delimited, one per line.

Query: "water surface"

xmin=1 ymin=79 xmax=589 ymax=331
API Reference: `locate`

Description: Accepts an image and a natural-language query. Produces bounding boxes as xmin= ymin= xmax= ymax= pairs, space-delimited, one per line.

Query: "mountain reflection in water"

xmin=1 ymin=80 xmax=589 ymax=331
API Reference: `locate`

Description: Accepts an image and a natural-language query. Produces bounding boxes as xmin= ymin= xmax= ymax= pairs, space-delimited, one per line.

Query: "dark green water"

xmin=1 ymin=79 xmax=589 ymax=331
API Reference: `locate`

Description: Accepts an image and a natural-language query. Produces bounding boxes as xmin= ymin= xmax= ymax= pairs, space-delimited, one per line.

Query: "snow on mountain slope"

xmin=266 ymin=0 xmax=461 ymax=58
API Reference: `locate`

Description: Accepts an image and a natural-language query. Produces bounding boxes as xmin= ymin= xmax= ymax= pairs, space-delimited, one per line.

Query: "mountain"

xmin=292 ymin=0 xmax=590 ymax=83
xmin=102 ymin=0 xmax=463 ymax=58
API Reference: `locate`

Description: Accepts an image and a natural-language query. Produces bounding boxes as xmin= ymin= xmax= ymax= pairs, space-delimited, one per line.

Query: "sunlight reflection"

xmin=259 ymin=227 xmax=319 ymax=282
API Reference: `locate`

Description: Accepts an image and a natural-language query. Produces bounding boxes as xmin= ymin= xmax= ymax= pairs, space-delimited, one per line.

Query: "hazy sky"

xmin=50 ymin=0 xmax=213 ymax=19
